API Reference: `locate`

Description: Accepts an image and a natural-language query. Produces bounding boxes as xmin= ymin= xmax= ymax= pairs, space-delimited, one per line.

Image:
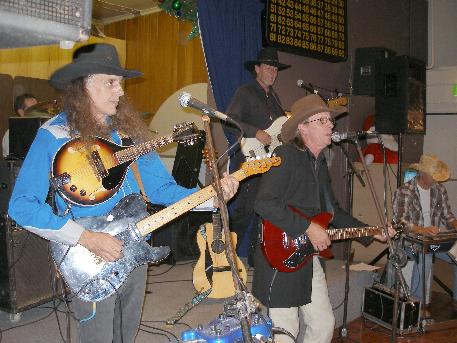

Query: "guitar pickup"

xmin=89 ymin=150 xmax=108 ymax=179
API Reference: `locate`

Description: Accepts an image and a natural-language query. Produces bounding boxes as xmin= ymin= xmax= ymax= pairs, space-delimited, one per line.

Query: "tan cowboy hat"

xmin=281 ymin=94 xmax=347 ymax=143
xmin=409 ymin=154 xmax=450 ymax=182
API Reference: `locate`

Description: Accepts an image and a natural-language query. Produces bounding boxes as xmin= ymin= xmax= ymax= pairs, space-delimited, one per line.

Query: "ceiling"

xmin=92 ymin=0 xmax=161 ymax=25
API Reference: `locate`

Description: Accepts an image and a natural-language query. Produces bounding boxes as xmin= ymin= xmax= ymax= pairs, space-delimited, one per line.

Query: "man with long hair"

xmin=8 ymin=43 xmax=238 ymax=342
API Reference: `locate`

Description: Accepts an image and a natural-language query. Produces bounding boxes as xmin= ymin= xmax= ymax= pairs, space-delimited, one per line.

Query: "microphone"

xmin=178 ymin=92 xmax=229 ymax=122
xmin=296 ymin=80 xmax=318 ymax=94
xmin=331 ymin=131 xmax=378 ymax=143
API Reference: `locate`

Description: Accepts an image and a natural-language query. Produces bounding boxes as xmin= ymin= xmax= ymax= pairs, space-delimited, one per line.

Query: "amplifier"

xmin=9 ymin=117 xmax=49 ymax=159
xmin=362 ymin=284 xmax=421 ymax=334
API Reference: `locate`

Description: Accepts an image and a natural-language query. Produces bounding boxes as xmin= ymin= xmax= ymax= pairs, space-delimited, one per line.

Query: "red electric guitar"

xmin=261 ymin=207 xmax=401 ymax=273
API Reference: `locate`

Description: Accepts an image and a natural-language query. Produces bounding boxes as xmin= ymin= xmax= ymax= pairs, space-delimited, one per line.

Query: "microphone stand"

xmin=201 ymin=115 xmax=253 ymax=343
xmin=351 ymin=138 xmax=409 ymax=343
xmin=335 ymin=143 xmax=364 ymax=343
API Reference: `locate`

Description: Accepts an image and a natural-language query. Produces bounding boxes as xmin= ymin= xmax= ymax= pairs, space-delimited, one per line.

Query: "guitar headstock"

xmin=240 ymin=155 xmax=281 ymax=177
xmin=172 ymin=122 xmax=202 ymax=146
xmin=328 ymin=96 xmax=348 ymax=107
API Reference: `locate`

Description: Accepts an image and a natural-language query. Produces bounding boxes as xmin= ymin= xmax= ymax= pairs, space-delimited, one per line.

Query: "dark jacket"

xmin=252 ymin=143 xmax=369 ymax=308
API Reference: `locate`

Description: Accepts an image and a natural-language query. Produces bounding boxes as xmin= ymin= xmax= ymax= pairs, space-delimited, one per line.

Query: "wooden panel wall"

xmin=104 ymin=11 xmax=208 ymax=118
xmin=0 ymin=37 xmax=126 ymax=80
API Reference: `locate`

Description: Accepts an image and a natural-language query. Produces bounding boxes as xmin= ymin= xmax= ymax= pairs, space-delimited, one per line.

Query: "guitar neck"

xmin=136 ymin=168 xmax=248 ymax=237
xmin=327 ymin=226 xmax=382 ymax=241
xmin=115 ymin=134 xmax=174 ymax=164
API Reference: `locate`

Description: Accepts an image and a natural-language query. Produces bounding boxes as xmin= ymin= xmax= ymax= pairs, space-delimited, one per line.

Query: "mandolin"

xmin=51 ymin=122 xmax=200 ymax=206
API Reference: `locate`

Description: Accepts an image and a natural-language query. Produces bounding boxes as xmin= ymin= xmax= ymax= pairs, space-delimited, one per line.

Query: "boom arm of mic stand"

xmin=337 ymin=142 xmax=365 ymax=187
xmin=201 ymin=115 xmax=253 ymax=343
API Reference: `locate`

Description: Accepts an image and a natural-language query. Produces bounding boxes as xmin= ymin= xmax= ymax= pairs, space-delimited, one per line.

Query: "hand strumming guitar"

xmin=306 ymin=222 xmax=331 ymax=251
xmin=256 ymin=129 xmax=272 ymax=146
xmin=78 ymin=230 xmax=124 ymax=262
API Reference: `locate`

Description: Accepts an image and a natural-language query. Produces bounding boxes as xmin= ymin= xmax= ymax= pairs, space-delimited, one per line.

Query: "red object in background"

xmin=361 ymin=114 xmax=399 ymax=165
xmin=362 ymin=144 xmax=399 ymax=164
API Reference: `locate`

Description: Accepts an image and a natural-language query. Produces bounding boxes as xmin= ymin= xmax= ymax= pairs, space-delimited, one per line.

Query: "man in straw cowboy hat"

xmin=393 ymin=154 xmax=457 ymax=313
xmin=225 ymin=47 xmax=290 ymax=265
xmin=8 ymin=43 xmax=239 ymax=342
xmin=252 ymin=94 xmax=392 ymax=343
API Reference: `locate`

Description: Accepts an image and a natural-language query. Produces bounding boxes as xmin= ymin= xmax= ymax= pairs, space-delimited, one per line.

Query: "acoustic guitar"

xmin=193 ymin=212 xmax=247 ymax=299
xmin=51 ymin=122 xmax=200 ymax=206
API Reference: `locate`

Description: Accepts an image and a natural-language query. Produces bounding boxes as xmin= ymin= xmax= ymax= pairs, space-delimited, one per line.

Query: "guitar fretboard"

xmin=327 ymin=227 xmax=382 ymax=241
xmin=135 ymin=156 xmax=281 ymax=237
xmin=136 ymin=168 xmax=247 ymax=237
xmin=115 ymin=135 xmax=174 ymax=164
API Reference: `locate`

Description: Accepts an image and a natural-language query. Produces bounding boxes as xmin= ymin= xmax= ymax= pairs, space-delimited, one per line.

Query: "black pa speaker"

xmin=153 ymin=132 xmax=210 ymax=262
xmin=353 ymin=47 xmax=396 ymax=96
xmin=0 ymin=217 xmax=60 ymax=313
xmin=172 ymin=131 xmax=206 ymax=188
xmin=375 ymin=55 xmax=426 ymax=134
xmin=0 ymin=0 xmax=92 ymax=48
xmin=9 ymin=116 xmax=48 ymax=159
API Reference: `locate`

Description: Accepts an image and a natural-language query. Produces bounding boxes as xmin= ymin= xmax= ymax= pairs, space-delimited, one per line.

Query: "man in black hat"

xmin=225 ymin=47 xmax=290 ymax=264
xmin=8 ymin=43 xmax=239 ymax=343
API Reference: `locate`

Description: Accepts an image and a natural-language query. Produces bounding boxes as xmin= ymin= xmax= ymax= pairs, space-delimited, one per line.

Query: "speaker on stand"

xmin=352 ymin=47 xmax=396 ymax=96
xmin=375 ymin=55 xmax=426 ymax=187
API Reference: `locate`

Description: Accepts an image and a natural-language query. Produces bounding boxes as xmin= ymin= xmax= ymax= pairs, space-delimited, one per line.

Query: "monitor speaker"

xmin=0 ymin=0 xmax=92 ymax=48
xmin=353 ymin=47 xmax=396 ymax=96
xmin=375 ymin=55 xmax=426 ymax=134
xmin=0 ymin=217 xmax=60 ymax=313
xmin=9 ymin=117 xmax=49 ymax=159
xmin=172 ymin=131 xmax=206 ymax=188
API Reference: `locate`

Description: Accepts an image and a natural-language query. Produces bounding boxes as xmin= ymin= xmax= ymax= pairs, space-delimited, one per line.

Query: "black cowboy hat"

xmin=50 ymin=43 xmax=142 ymax=90
xmin=245 ymin=47 xmax=291 ymax=71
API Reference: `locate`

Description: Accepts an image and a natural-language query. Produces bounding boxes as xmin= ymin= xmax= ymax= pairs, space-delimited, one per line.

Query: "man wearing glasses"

xmin=252 ymin=94 xmax=390 ymax=343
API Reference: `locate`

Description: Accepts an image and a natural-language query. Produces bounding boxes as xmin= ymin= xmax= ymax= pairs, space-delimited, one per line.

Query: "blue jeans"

xmin=406 ymin=246 xmax=457 ymax=304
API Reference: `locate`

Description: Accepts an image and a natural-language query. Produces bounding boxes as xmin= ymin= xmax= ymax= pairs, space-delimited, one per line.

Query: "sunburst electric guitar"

xmin=193 ymin=211 xmax=247 ymax=299
xmin=240 ymin=96 xmax=347 ymax=158
xmin=51 ymin=122 xmax=200 ymax=206
xmin=50 ymin=156 xmax=281 ymax=302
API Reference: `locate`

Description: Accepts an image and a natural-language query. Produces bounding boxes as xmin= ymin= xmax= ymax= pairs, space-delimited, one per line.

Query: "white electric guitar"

xmin=240 ymin=96 xmax=348 ymax=158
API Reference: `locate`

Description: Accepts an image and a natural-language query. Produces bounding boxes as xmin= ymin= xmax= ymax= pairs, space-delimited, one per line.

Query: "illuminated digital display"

xmin=266 ymin=0 xmax=347 ymax=62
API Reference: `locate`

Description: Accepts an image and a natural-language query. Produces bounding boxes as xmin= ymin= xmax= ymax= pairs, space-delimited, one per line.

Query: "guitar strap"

xmin=119 ymin=133 xmax=151 ymax=204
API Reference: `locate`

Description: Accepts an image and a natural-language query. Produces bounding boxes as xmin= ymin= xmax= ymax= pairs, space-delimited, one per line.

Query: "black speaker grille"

xmin=1 ymin=0 xmax=85 ymax=26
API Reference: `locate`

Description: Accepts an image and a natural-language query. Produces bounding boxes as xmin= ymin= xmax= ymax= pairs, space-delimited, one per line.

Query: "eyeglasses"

xmin=303 ymin=117 xmax=335 ymax=126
